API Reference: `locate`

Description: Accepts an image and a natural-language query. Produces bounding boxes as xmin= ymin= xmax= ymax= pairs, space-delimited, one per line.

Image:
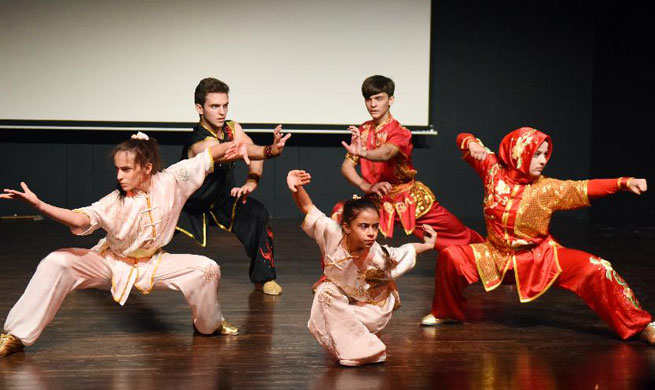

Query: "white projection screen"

xmin=1 ymin=0 xmax=431 ymax=130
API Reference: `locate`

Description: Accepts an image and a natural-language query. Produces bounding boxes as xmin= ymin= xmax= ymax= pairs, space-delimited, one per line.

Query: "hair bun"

xmin=131 ymin=131 xmax=150 ymax=141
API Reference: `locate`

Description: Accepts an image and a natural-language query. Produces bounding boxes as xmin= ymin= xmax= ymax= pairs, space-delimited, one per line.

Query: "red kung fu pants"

xmin=431 ymin=245 xmax=652 ymax=339
xmin=407 ymin=201 xmax=484 ymax=252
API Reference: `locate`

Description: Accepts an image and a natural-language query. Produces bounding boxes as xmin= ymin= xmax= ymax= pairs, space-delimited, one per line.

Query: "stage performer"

xmin=0 ymin=130 xmax=289 ymax=359
xmin=287 ymin=169 xmax=437 ymax=366
xmin=314 ymin=75 xmax=483 ymax=292
xmin=421 ymin=126 xmax=655 ymax=344
xmin=177 ymin=78 xmax=284 ymax=296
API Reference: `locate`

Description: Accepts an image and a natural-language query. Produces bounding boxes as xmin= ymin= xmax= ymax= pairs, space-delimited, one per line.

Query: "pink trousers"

xmin=308 ymin=282 xmax=394 ymax=363
xmin=4 ymin=248 xmax=224 ymax=345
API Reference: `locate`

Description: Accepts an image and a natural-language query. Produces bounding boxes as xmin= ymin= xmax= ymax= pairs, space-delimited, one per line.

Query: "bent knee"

xmin=192 ymin=256 xmax=221 ymax=283
xmin=38 ymin=249 xmax=77 ymax=273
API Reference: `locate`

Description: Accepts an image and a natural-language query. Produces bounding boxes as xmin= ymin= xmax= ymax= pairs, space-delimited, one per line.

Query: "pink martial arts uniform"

xmin=303 ymin=206 xmax=417 ymax=365
xmin=4 ymin=150 xmax=225 ymax=345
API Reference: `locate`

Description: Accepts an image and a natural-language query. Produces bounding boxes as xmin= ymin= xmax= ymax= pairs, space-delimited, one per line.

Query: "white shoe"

xmin=421 ymin=313 xmax=460 ymax=326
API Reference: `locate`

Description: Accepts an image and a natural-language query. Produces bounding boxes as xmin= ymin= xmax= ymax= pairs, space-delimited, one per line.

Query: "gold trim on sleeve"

xmin=626 ymin=177 xmax=633 ymax=190
xmin=205 ymin=148 xmax=214 ymax=173
xmin=460 ymin=136 xmax=475 ymax=150
xmin=188 ymin=136 xmax=216 ymax=158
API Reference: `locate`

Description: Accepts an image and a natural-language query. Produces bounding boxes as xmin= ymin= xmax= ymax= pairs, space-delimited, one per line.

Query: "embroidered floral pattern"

xmin=191 ymin=262 xmax=220 ymax=284
xmin=589 ymin=256 xmax=642 ymax=309
xmin=317 ymin=332 xmax=337 ymax=355
xmin=171 ymin=166 xmax=190 ymax=182
xmin=318 ymin=287 xmax=335 ymax=308
xmin=511 ymin=130 xmax=536 ymax=170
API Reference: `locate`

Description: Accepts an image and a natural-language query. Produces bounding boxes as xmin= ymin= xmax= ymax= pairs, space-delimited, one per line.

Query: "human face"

xmin=365 ymin=92 xmax=394 ymax=123
xmin=342 ymin=208 xmax=380 ymax=252
xmin=196 ymin=92 xmax=229 ymax=131
xmin=529 ymin=141 xmax=549 ymax=177
xmin=114 ymin=151 xmax=152 ymax=193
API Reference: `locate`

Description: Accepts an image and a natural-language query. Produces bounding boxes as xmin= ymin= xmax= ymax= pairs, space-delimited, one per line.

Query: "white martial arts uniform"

xmin=302 ymin=206 xmax=417 ymax=364
xmin=4 ymin=150 xmax=224 ymax=345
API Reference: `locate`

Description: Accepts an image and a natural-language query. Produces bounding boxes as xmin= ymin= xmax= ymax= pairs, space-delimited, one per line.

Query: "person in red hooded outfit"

xmin=420 ymin=127 xmax=655 ymax=344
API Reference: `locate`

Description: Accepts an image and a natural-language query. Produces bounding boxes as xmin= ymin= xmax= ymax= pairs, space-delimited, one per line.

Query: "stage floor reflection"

xmin=1 ymin=218 xmax=654 ymax=389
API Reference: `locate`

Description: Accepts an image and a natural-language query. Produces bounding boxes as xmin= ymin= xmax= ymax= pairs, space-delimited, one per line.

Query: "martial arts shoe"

xmin=420 ymin=313 xmax=460 ymax=326
xmin=193 ymin=320 xmax=239 ymax=336
xmin=640 ymin=322 xmax=655 ymax=345
xmin=0 ymin=334 xmax=24 ymax=358
xmin=255 ymin=280 xmax=283 ymax=296
xmin=218 ymin=320 xmax=240 ymax=336
xmin=338 ymin=352 xmax=386 ymax=367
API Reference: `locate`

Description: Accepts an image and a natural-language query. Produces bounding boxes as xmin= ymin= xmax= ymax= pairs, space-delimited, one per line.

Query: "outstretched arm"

xmin=588 ymin=177 xmax=647 ymax=199
xmin=411 ymin=224 xmax=437 ymax=255
xmin=287 ymin=170 xmax=313 ymax=215
xmin=384 ymin=225 xmax=438 ymax=280
xmin=208 ymin=125 xmax=291 ymax=164
xmin=1 ymin=182 xmax=91 ymax=234
xmin=242 ymin=125 xmax=291 ymax=160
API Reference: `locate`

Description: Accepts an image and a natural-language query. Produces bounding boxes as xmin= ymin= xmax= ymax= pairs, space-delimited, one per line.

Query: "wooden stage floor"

xmin=1 ymin=217 xmax=654 ymax=389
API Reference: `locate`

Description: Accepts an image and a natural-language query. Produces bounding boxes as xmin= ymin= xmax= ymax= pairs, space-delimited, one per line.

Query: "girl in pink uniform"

xmin=287 ymin=169 xmax=436 ymax=366
xmin=0 ymin=130 xmax=289 ymax=359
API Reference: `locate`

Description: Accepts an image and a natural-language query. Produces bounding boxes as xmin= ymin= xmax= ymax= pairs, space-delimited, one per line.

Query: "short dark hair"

xmin=195 ymin=78 xmax=230 ymax=106
xmin=361 ymin=75 xmax=394 ymax=99
xmin=341 ymin=198 xmax=379 ymax=226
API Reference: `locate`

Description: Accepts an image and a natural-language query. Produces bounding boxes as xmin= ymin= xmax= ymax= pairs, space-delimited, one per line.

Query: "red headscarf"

xmin=497 ymin=127 xmax=552 ymax=184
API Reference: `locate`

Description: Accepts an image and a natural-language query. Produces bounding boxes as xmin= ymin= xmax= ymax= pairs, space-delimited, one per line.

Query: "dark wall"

xmin=2 ymin=0 xmax=648 ymax=225
xmin=590 ymin=1 xmax=655 ymax=224
xmin=420 ymin=0 xmax=594 ymax=221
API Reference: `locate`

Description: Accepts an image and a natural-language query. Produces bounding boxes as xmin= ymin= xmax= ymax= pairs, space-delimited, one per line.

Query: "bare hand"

xmin=367 ymin=182 xmax=392 ymax=197
xmin=1 ymin=182 xmax=42 ymax=209
xmin=341 ymin=126 xmax=364 ymax=157
xmin=627 ymin=178 xmax=647 ymax=195
xmin=225 ymin=141 xmax=251 ymax=165
xmin=231 ymin=181 xmax=258 ymax=203
xmin=469 ymin=141 xmax=487 ymax=161
xmin=287 ymin=170 xmax=311 ymax=192
xmin=421 ymin=224 xmax=437 ymax=247
xmin=270 ymin=125 xmax=291 ymax=156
